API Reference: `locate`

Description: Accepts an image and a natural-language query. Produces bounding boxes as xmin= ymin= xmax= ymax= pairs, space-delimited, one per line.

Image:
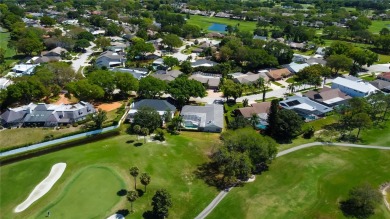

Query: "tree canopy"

xmin=167 ymin=77 xmax=206 ymax=107
xmin=133 ymin=107 xmax=162 ymax=132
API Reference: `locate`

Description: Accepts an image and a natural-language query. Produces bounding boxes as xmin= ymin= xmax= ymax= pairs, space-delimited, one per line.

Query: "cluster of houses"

xmin=0 ymin=101 xmax=96 ymax=128
xmin=126 ymin=99 xmax=224 ymax=133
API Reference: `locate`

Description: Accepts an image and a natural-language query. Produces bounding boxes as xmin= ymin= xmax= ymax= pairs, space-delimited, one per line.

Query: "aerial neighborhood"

xmin=0 ymin=0 xmax=390 ymax=219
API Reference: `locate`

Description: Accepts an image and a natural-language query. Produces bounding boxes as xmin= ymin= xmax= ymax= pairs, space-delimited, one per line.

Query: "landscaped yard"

xmin=369 ymin=20 xmax=390 ymax=34
xmin=0 ymin=127 xmax=83 ymax=150
xmin=0 ymin=132 xmax=220 ymax=219
xmin=207 ymin=146 xmax=390 ymax=219
xmin=187 ymin=15 xmax=257 ymax=32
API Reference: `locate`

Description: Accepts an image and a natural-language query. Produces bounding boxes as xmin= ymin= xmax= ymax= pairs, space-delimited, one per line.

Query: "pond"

xmin=208 ymin=23 xmax=227 ymax=32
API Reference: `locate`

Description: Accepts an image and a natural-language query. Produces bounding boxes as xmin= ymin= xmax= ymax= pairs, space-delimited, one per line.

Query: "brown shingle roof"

xmin=236 ymin=102 xmax=271 ymax=118
xmin=378 ymin=72 xmax=390 ymax=80
xmin=266 ymin=68 xmax=291 ymax=80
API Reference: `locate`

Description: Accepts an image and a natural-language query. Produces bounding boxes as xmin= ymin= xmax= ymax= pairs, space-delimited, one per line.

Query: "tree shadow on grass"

xmin=134 ymin=142 xmax=143 ymax=147
xmin=117 ymin=189 xmax=127 ymax=196
xmin=116 ymin=209 xmax=130 ymax=217
xmin=126 ymin=140 xmax=135 ymax=144
xmin=142 ymin=210 xmax=155 ymax=219
xmin=194 ymin=162 xmax=226 ymax=190
xmin=137 ymin=189 xmax=144 ymax=197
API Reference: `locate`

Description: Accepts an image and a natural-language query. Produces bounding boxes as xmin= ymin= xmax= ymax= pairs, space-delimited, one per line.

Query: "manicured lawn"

xmin=360 ymin=74 xmax=376 ymax=81
xmin=0 ymin=32 xmax=16 ymax=58
xmin=360 ymin=121 xmax=390 ymax=146
xmin=0 ymin=127 xmax=83 ymax=150
xmin=187 ymin=15 xmax=257 ymax=32
xmin=0 ymin=132 xmax=220 ymax=219
xmin=369 ymin=20 xmax=390 ymax=34
xmin=207 ymin=146 xmax=390 ymax=219
xmin=37 ymin=166 xmax=125 ymax=218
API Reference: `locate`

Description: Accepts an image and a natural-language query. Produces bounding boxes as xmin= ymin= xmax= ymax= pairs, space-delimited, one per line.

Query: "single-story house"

xmin=96 ymin=51 xmax=126 ymax=68
xmin=0 ymin=78 xmax=13 ymax=90
xmin=107 ymin=42 xmax=128 ymax=53
xmin=370 ymin=79 xmax=390 ymax=93
xmin=315 ymin=47 xmax=326 ymax=56
xmin=189 ymin=72 xmax=221 ymax=89
xmin=306 ymin=57 xmax=327 ymax=66
xmin=331 ymin=77 xmax=379 ymax=97
xmin=180 ymin=104 xmax=224 ymax=132
xmin=235 ymin=102 xmax=271 ymax=128
xmin=289 ymin=42 xmax=306 ymax=50
xmin=191 ymin=59 xmax=218 ymax=68
xmin=151 ymin=70 xmax=182 ymax=82
xmin=279 ymin=96 xmax=333 ymax=119
xmin=11 ymin=64 xmax=38 ymax=75
xmin=0 ymin=102 xmax=95 ymax=127
xmin=284 ymin=62 xmax=310 ymax=74
xmin=110 ymin=68 xmax=149 ymax=80
xmin=265 ymin=68 xmax=291 ymax=81
xmin=378 ymin=72 xmax=390 ymax=82
xmin=303 ymin=87 xmax=352 ymax=107
xmin=41 ymin=47 xmax=68 ymax=57
xmin=126 ymin=99 xmax=176 ymax=122
xmin=230 ymin=72 xmax=269 ymax=84
xmin=152 ymin=58 xmax=165 ymax=70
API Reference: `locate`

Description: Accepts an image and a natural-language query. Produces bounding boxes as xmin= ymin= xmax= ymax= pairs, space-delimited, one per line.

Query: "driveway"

xmin=71 ymin=42 xmax=96 ymax=76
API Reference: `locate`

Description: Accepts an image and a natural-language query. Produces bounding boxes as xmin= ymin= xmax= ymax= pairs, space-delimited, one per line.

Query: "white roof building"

xmin=331 ymin=77 xmax=379 ymax=97
xmin=0 ymin=78 xmax=13 ymax=89
xmin=11 ymin=64 xmax=38 ymax=75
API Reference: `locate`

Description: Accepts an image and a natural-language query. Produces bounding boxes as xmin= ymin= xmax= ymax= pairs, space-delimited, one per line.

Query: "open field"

xmin=360 ymin=121 xmax=390 ymax=146
xmin=0 ymin=127 xmax=82 ymax=150
xmin=0 ymin=132 xmax=220 ymax=219
xmin=207 ymin=146 xmax=390 ymax=219
xmin=369 ymin=20 xmax=390 ymax=34
xmin=187 ymin=15 xmax=257 ymax=32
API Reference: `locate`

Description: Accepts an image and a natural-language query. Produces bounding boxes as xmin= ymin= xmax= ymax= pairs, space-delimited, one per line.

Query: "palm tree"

xmin=242 ymin=98 xmax=249 ymax=107
xmin=287 ymin=82 xmax=296 ymax=94
xmin=141 ymin=127 xmax=149 ymax=143
xmin=129 ymin=166 xmax=139 ymax=190
xmin=250 ymin=113 xmax=260 ymax=128
xmin=140 ymin=173 xmax=151 ymax=192
xmin=256 ymin=77 xmax=270 ymax=102
xmin=133 ymin=125 xmax=141 ymax=140
xmin=127 ymin=190 xmax=138 ymax=212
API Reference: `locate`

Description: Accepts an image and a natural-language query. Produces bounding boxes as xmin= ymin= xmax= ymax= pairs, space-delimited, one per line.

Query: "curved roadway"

xmin=194 ymin=142 xmax=390 ymax=219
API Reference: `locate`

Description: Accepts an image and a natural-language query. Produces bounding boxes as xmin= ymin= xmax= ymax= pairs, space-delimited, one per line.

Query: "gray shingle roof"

xmin=132 ymin=99 xmax=176 ymax=112
xmin=181 ymin=104 xmax=224 ymax=129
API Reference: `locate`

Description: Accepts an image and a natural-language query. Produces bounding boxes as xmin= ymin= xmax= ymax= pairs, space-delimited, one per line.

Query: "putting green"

xmin=36 ymin=166 xmax=125 ymax=218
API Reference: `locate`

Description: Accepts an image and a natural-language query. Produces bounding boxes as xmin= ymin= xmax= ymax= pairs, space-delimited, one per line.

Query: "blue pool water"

xmin=208 ymin=23 xmax=227 ymax=32
xmin=255 ymin=124 xmax=267 ymax=130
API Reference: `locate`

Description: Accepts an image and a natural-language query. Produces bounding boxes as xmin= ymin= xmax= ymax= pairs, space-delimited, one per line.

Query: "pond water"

xmin=208 ymin=23 xmax=227 ymax=32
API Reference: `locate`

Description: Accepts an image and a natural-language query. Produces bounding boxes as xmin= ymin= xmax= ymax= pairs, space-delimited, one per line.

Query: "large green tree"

xmin=221 ymin=79 xmax=243 ymax=101
xmin=264 ymin=41 xmax=293 ymax=65
xmin=162 ymin=34 xmax=182 ymax=51
xmin=151 ymin=189 xmax=173 ymax=219
xmin=167 ymin=77 xmax=206 ymax=107
xmin=89 ymin=109 xmax=107 ymax=129
xmin=138 ymin=76 xmax=167 ymax=98
xmin=66 ymin=79 xmax=105 ymax=101
xmin=88 ymin=70 xmax=116 ymax=99
xmin=340 ymin=184 xmax=381 ymax=219
xmin=114 ymin=72 xmax=139 ymax=96
xmin=326 ymin=54 xmax=353 ymax=75
xmin=133 ymin=107 xmax=162 ymax=132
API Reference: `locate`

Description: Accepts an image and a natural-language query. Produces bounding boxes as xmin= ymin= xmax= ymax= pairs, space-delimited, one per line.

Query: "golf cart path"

xmin=194 ymin=142 xmax=390 ymax=219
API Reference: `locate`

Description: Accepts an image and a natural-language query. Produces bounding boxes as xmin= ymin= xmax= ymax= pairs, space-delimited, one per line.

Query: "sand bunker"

xmin=107 ymin=213 xmax=125 ymax=219
xmin=14 ymin=163 xmax=67 ymax=213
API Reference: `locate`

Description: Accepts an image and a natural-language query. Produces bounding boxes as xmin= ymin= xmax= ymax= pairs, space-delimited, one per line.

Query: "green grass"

xmin=37 ymin=166 xmax=125 ymax=218
xmin=271 ymin=81 xmax=282 ymax=86
xmin=360 ymin=121 xmax=390 ymax=146
xmin=0 ymin=132 xmax=219 ymax=219
xmin=187 ymin=15 xmax=257 ymax=32
xmin=207 ymin=146 xmax=390 ymax=219
xmin=0 ymin=32 xmax=16 ymax=58
xmin=0 ymin=127 xmax=83 ymax=150
xmin=360 ymin=74 xmax=376 ymax=81
xmin=286 ymin=78 xmax=295 ymax=83
xmin=369 ymin=20 xmax=390 ymax=34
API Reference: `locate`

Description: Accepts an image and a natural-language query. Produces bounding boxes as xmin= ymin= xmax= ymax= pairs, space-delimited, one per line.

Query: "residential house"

xmin=253 ymin=35 xmax=267 ymax=41
xmin=189 ymin=72 xmax=221 ymax=89
xmin=230 ymin=72 xmax=269 ymax=84
xmin=191 ymin=59 xmax=218 ymax=68
xmin=279 ymin=96 xmax=333 ymax=119
xmin=11 ymin=64 xmax=38 ymax=75
xmin=110 ymin=68 xmax=149 ymax=80
xmin=235 ymin=102 xmax=271 ymax=129
xmin=265 ymin=68 xmax=291 ymax=81
xmin=0 ymin=102 xmax=95 ymax=127
xmin=41 ymin=47 xmax=68 ymax=57
xmin=378 ymin=72 xmax=390 ymax=82
xmin=0 ymin=78 xmax=13 ymax=89
xmin=151 ymin=70 xmax=183 ymax=82
xmin=180 ymin=104 xmax=224 ymax=132
xmin=306 ymin=57 xmax=326 ymax=66
xmin=331 ymin=77 xmax=379 ymax=97
xmin=284 ymin=62 xmax=310 ymax=74
xmin=370 ymin=79 xmax=390 ymax=93
xmin=96 ymin=51 xmax=126 ymax=68
xmin=107 ymin=42 xmax=128 ymax=53
xmin=289 ymin=42 xmax=306 ymax=50
xmin=152 ymin=58 xmax=166 ymax=70
xmin=315 ymin=47 xmax=326 ymax=56
xmin=126 ymin=99 xmax=176 ymax=122
xmin=303 ymin=87 xmax=352 ymax=107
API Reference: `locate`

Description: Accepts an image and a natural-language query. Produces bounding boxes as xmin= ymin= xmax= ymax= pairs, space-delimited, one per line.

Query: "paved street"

xmin=71 ymin=42 xmax=96 ymax=76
